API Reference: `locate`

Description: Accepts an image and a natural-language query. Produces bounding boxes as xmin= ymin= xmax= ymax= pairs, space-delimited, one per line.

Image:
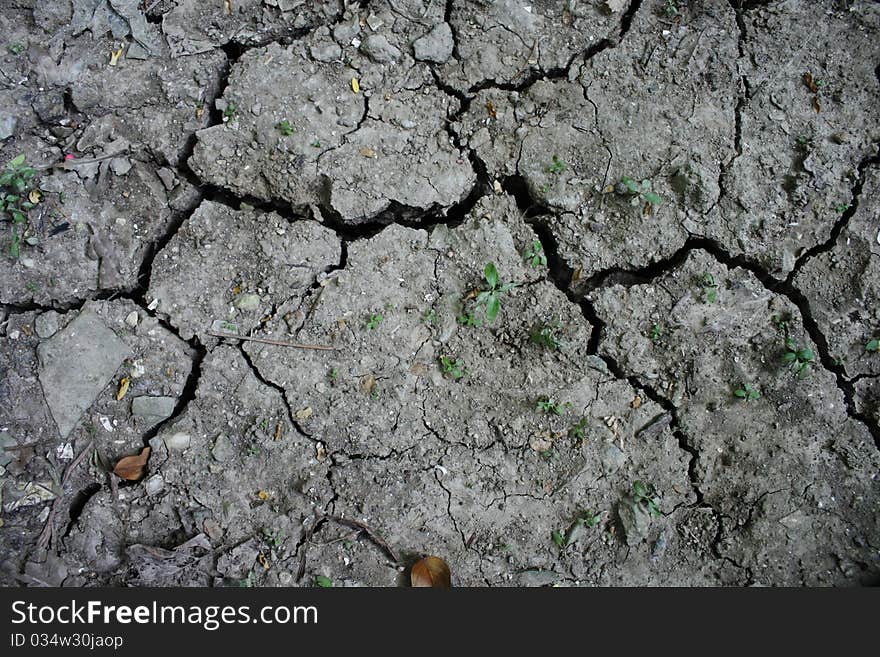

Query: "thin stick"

xmin=207 ymin=331 xmax=336 ymax=351
xmin=36 ymin=442 xmax=94 ymax=550
xmin=35 ymin=150 xmax=130 ymax=171
xmin=328 ymin=515 xmax=400 ymax=563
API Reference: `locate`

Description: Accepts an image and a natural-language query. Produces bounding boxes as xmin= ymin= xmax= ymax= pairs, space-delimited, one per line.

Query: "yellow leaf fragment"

xmin=116 ymin=377 xmax=130 ymax=401
xmin=351 ymin=77 xmax=360 ymax=93
xmin=109 ymin=48 xmax=123 ymax=66
xmin=257 ymin=490 xmax=270 ymax=501
xmin=359 ymin=147 xmax=376 ymax=158
xmin=28 ymin=190 xmax=41 ymax=204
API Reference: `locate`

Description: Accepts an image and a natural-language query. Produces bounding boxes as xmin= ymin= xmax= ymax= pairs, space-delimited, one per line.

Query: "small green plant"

xmin=536 ymin=397 xmax=568 ymax=416
xmin=7 ymin=42 xmax=24 ymax=55
xmin=328 ymin=368 xmax=338 ymax=381
xmin=551 ymin=529 xmax=566 ymax=548
xmin=439 ymin=355 xmax=466 ymax=380
xmin=365 ymin=313 xmax=383 ymax=330
xmin=314 ymin=575 xmax=333 ymax=588
xmin=310 ymin=139 xmax=322 ymax=148
xmin=421 ymin=309 xmax=437 ymax=325
xmin=223 ymin=102 xmax=237 ymax=119
xmin=701 ymin=272 xmax=719 ymax=303
xmin=523 ymin=240 xmax=547 ymax=268
xmin=733 ymin=383 xmax=760 ymax=402
xmin=649 ymin=323 xmax=662 ymax=342
xmin=569 ymin=417 xmax=588 ymax=440
xmin=474 ymin=262 xmax=517 ymax=323
xmin=783 ymin=337 xmax=814 ymax=378
xmin=276 ymin=119 xmax=295 ymax=136
xmin=546 ymin=155 xmax=566 ymax=174
xmin=833 ymin=203 xmax=849 ymax=214
xmin=1 ymin=154 xmax=37 ymax=258
xmin=663 ymin=0 xmax=679 ymax=17
xmin=620 ymin=176 xmax=662 ymax=207
xmin=530 ymin=322 xmax=562 ymax=351
xmin=457 ymin=311 xmax=482 ymax=328
xmin=579 ymin=509 xmax=602 ymax=528
xmin=262 ymin=528 xmax=285 ymax=550
xmin=632 ymin=480 xmax=661 ymax=518
xmin=866 ymin=338 xmax=880 ymax=353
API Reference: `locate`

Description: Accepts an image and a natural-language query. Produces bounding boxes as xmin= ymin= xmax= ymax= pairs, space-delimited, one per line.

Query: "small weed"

xmin=457 ymin=311 xmax=482 ymax=328
xmin=866 ymin=338 xmax=880 ymax=353
xmin=569 ymin=417 xmax=589 ymax=440
xmin=546 ymin=155 xmax=566 ymax=174
xmin=632 ymin=480 xmax=661 ymax=517
xmin=314 ymin=575 xmax=333 ymax=588
xmin=783 ymin=337 xmax=814 ymax=378
xmin=365 ymin=313 xmax=383 ymax=330
xmin=473 ymin=262 xmax=517 ymax=324
xmin=422 ymin=309 xmax=437 ymax=325
xmin=530 ymin=322 xmax=562 ymax=351
xmin=262 ymin=528 xmax=285 ymax=550
xmin=276 ymin=119 xmax=295 ymax=136
xmin=25 ymin=281 xmax=40 ymax=294
xmin=8 ymin=43 xmax=24 ymax=55
xmin=310 ymin=139 xmax=322 ymax=148
xmin=663 ymin=0 xmax=679 ymax=17
xmin=649 ymin=323 xmax=662 ymax=342
xmin=523 ymin=240 xmax=547 ymax=268
xmin=579 ymin=509 xmax=602 ymax=528
xmin=551 ymin=530 xmax=566 ymax=548
xmin=1 ymin=154 xmax=37 ymax=258
xmin=833 ymin=203 xmax=850 ymax=214
xmin=795 ymin=135 xmax=810 ymax=147
xmin=701 ymin=272 xmax=718 ymax=303
xmin=439 ymin=355 xmax=466 ymax=380
xmin=328 ymin=368 xmax=338 ymax=381
xmin=619 ymin=175 xmax=662 ymax=207
xmin=536 ymin=397 xmax=568 ymax=416
xmin=733 ymin=382 xmax=760 ymax=402
xmin=223 ymin=103 xmax=237 ymax=119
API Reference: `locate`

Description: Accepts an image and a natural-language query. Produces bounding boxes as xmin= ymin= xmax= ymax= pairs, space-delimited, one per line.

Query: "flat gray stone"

xmin=131 ymin=396 xmax=176 ymax=426
xmin=34 ymin=311 xmax=61 ymax=338
xmin=37 ymin=307 xmax=130 ymax=439
xmin=413 ymin=22 xmax=454 ymax=64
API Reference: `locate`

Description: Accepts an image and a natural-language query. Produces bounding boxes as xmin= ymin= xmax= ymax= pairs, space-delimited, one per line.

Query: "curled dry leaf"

xmin=113 ymin=447 xmax=150 ymax=481
xmin=411 ymin=555 xmax=451 ymax=588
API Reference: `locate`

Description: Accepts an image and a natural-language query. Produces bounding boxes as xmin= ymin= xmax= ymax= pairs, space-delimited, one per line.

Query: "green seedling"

xmin=223 ymin=103 xmax=237 ymax=119
xmin=474 ymin=262 xmax=517 ymax=323
xmin=733 ymin=383 xmax=760 ymax=402
xmin=276 ymin=119 xmax=295 ymax=136
xmin=663 ymin=0 xmax=679 ymax=17
xmin=365 ymin=313 xmax=383 ymax=330
xmin=530 ymin=322 xmax=562 ymax=351
xmin=701 ymin=272 xmax=719 ymax=303
xmin=551 ymin=530 xmax=566 ymax=548
xmin=457 ymin=311 xmax=482 ymax=328
xmin=422 ymin=309 xmax=437 ymax=325
xmin=783 ymin=337 xmax=814 ymax=378
xmin=569 ymin=417 xmax=589 ymax=440
xmin=833 ymin=203 xmax=849 ymax=214
xmin=523 ymin=240 xmax=547 ymax=268
xmin=310 ymin=139 xmax=322 ymax=148
xmin=328 ymin=368 xmax=338 ymax=381
xmin=649 ymin=323 xmax=662 ymax=342
xmin=866 ymin=338 xmax=880 ymax=353
xmin=579 ymin=509 xmax=602 ymax=528
xmin=632 ymin=480 xmax=661 ymax=518
xmin=8 ymin=43 xmax=24 ymax=55
xmin=314 ymin=575 xmax=332 ymax=588
xmin=1 ymin=154 xmax=37 ymax=258
xmin=439 ymin=355 xmax=466 ymax=380
xmin=536 ymin=397 xmax=568 ymax=416
xmin=620 ymin=176 xmax=662 ymax=207
xmin=546 ymin=155 xmax=566 ymax=174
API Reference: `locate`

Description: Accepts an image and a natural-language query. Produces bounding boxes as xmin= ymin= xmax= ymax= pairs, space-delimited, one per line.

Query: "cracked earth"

xmin=1 ymin=0 xmax=879 ymax=586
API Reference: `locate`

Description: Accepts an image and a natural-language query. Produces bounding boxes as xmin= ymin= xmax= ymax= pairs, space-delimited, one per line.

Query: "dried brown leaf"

xmin=411 ymin=555 xmax=451 ymax=588
xmin=113 ymin=447 xmax=150 ymax=481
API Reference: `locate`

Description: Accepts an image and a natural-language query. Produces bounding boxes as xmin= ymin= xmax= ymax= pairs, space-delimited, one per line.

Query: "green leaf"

xmin=866 ymin=339 xmax=880 ymax=352
xmin=486 ymin=295 xmax=500 ymax=323
xmin=621 ymin=176 xmax=639 ymax=193
xmin=734 ymin=389 xmax=747 ymax=398
xmin=314 ymin=575 xmax=332 ymax=588
xmin=484 ymin=262 xmax=498 ymax=288
xmin=643 ymin=191 xmax=662 ymax=206
xmin=551 ymin=530 xmax=566 ymax=548
xmin=9 ymin=154 xmax=25 ymax=168
xmin=11 ymin=210 xmax=25 ymax=224
xmin=782 ymin=351 xmax=798 ymax=364
xmin=633 ymin=480 xmax=647 ymax=498
xmin=798 ymin=348 xmax=814 ymax=362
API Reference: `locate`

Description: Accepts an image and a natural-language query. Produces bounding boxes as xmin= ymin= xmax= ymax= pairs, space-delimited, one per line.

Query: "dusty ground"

xmin=0 ymin=0 xmax=878 ymax=587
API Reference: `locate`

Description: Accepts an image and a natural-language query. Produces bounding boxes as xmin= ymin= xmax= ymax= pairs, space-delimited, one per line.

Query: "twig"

xmin=328 ymin=515 xmax=400 ymax=563
xmin=36 ymin=442 xmax=94 ymax=550
xmin=35 ymin=150 xmax=130 ymax=171
xmin=207 ymin=331 xmax=336 ymax=351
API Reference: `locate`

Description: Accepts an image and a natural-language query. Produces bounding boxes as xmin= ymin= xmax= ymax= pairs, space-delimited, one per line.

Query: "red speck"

xmin=64 ymin=154 xmax=74 ymax=160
